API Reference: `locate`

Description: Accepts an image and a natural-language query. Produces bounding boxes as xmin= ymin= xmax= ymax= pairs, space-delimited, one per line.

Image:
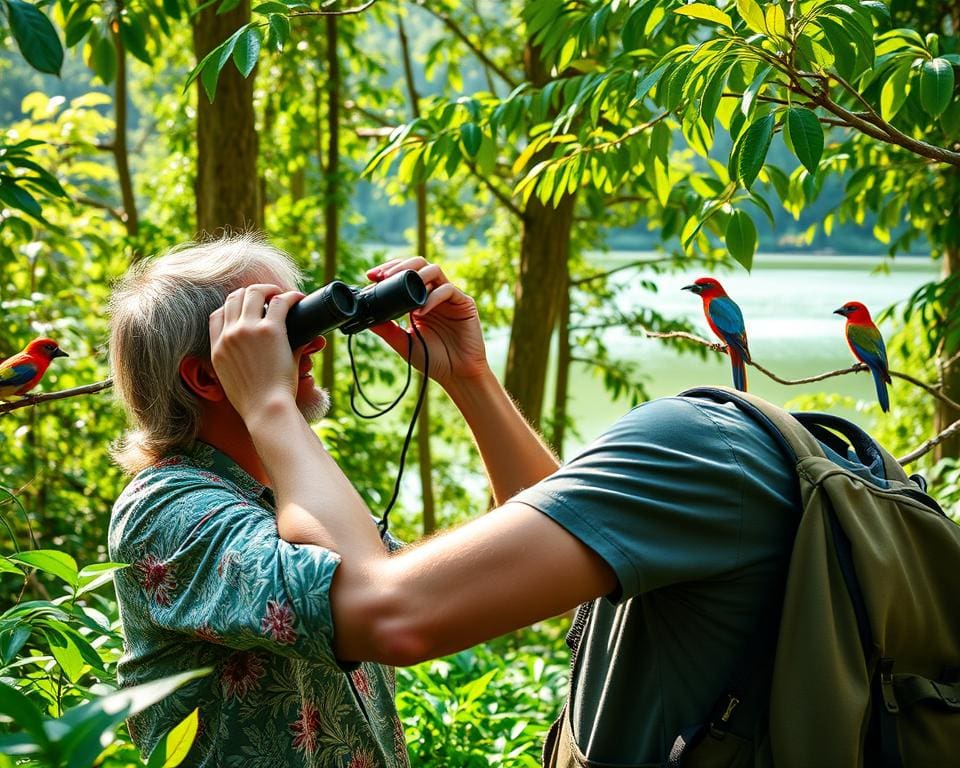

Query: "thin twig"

xmin=0 ymin=379 xmax=114 ymax=415
xmin=898 ymin=418 xmax=960 ymax=465
xmin=414 ymin=1 xmax=518 ymax=90
xmin=289 ymin=0 xmax=379 ymax=17
xmin=466 ymin=162 xmax=525 ymax=219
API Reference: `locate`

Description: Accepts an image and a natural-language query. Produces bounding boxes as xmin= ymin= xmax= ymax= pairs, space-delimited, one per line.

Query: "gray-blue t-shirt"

xmin=512 ymin=396 xmax=801 ymax=765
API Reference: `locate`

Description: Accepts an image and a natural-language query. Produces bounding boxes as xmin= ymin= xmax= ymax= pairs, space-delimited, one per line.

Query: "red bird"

xmin=0 ymin=337 xmax=68 ymax=400
xmin=683 ymin=277 xmax=751 ymax=391
xmin=834 ymin=301 xmax=891 ymax=412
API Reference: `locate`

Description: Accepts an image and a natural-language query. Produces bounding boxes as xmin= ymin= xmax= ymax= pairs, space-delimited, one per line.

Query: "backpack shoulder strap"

xmin=679 ymin=386 xmax=824 ymax=463
xmin=681 ymin=386 xmax=912 ymax=485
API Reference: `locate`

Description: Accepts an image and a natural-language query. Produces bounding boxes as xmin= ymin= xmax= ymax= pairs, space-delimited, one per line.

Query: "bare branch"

xmin=74 ymin=196 xmax=124 ymax=222
xmin=413 ymin=1 xmax=519 ymax=90
xmin=290 ymin=0 xmax=379 ymax=17
xmin=898 ymin=417 xmax=960 ymax=465
xmin=0 ymin=379 xmax=114 ymax=416
xmin=571 ymin=257 xmax=675 ymax=287
xmin=466 ymin=161 xmax=525 ymax=219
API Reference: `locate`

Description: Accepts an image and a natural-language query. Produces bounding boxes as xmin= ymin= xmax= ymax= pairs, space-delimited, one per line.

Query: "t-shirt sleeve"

xmin=511 ymin=397 xmax=758 ymax=601
xmin=122 ymin=480 xmax=342 ymax=664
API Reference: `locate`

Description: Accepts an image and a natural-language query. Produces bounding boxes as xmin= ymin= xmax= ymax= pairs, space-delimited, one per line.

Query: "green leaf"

xmin=41 ymin=626 xmax=85 ymax=682
xmin=36 ymin=671 xmax=211 ymax=768
xmin=92 ymin=34 xmax=117 ymax=85
xmin=232 ymin=26 xmax=261 ymax=77
xmin=147 ymin=708 xmax=199 ymax=768
xmin=784 ymin=107 xmax=823 ymax=174
xmin=0 ymin=682 xmax=49 ymax=748
xmin=634 ymin=62 xmax=668 ymax=103
xmin=0 ymin=558 xmax=23 ymax=575
xmin=726 ymin=210 xmax=757 ymax=270
xmin=920 ymin=58 xmax=955 ymax=118
xmin=267 ymin=13 xmax=290 ymax=50
xmin=253 ymin=1 xmax=289 ymax=11
xmin=163 ymin=0 xmax=181 ymax=19
xmin=674 ymin=3 xmax=732 ymax=30
xmin=736 ymin=0 xmax=765 ymax=34
xmin=460 ymin=123 xmax=482 ymax=157
xmin=736 ymin=112 xmax=775 ymax=189
xmin=120 ymin=17 xmax=151 ymax=64
xmin=0 ymin=178 xmax=42 ymax=217
xmin=880 ymin=62 xmax=911 ymax=121
xmin=5 ymin=0 xmax=64 ymax=75
xmin=9 ymin=550 xmax=78 ymax=586
xmin=0 ymin=624 xmax=31 ymax=664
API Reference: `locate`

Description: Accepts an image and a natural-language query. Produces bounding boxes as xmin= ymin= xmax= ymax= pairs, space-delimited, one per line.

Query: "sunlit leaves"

xmin=147 ymin=708 xmax=200 ymax=768
xmin=0 ymin=137 xmax=66 ymax=221
xmin=232 ymin=26 xmax=262 ymax=77
xmin=3 ymin=0 xmax=63 ymax=75
xmin=673 ymin=4 xmax=732 ymax=31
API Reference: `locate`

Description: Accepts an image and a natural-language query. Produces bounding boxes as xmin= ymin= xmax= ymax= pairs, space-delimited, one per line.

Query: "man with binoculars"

xmin=109 ymin=233 xmax=798 ymax=767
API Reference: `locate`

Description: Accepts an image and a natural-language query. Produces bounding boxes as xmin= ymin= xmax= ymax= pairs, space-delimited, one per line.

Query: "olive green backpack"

xmin=545 ymin=387 xmax=960 ymax=768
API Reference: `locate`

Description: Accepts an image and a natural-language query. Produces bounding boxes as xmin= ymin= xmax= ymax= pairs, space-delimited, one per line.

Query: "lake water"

xmin=481 ymin=252 xmax=939 ymax=454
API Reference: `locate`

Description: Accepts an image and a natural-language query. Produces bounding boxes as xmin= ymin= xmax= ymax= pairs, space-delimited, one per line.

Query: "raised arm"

xmin=367 ymin=258 xmax=558 ymax=503
xmin=208 ymin=280 xmax=615 ymax=668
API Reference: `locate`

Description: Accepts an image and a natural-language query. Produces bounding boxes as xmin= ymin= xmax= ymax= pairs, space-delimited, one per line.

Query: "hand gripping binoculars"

xmin=285 ymin=269 xmax=428 ymax=349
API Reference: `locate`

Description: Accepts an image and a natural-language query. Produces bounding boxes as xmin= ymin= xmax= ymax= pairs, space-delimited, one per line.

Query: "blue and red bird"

xmin=834 ymin=301 xmax=891 ymax=412
xmin=683 ymin=277 xmax=751 ymax=392
xmin=0 ymin=337 xmax=68 ymax=401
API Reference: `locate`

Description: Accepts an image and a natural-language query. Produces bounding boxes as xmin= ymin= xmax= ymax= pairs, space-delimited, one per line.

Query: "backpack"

xmin=543 ymin=386 xmax=960 ymax=768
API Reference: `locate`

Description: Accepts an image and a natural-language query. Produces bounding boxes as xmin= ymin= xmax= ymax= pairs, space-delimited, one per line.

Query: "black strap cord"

xmin=346 ymin=316 xmax=429 ymax=537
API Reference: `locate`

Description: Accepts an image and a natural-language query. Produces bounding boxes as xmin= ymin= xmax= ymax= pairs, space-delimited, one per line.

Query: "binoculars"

xmin=285 ymin=269 xmax=428 ymax=349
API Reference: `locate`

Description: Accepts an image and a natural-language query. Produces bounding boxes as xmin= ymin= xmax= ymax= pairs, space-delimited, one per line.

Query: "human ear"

xmin=178 ymin=356 xmax=226 ymax=402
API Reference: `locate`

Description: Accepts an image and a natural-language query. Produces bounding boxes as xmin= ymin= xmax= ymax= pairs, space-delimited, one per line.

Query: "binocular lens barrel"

xmin=284 ymin=270 xmax=428 ymax=347
xmin=285 ymin=280 xmax=358 ymax=349
xmin=341 ymin=270 xmax=428 ymax=335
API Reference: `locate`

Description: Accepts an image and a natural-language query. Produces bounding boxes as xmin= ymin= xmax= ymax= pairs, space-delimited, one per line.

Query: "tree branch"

xmin=571 ymin=257 xmax=674 ymax=287
xmin=289 ymin=0 xmax=379 ymax=16
xmin=0 ymin=379 xmax=114 ymax=415
xmin=413 ymin=1 xmax=518 ymax=90
xmin=898 ymin=417 xmax=960 ymax=465
xmin=466 ymin=161 xmax=525 ymax=219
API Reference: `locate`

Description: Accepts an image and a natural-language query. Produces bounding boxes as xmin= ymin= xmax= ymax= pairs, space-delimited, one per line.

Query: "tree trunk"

xmin=399 ymin=15 xmax=436 ymax=535
xmin=550 ymin=272 xmax=571 ymax=458
xmin=935 ymin=243 xmax=960 ymax=461
xmin=504 ymin=43 xmax=577 ymax=428
xmin=192 ymin=1 xmax=261 ymax=234
xmin=321 ymin=17 xmax=340 ymax=407
xmin=110 ymin=10 xmax=139 ymax=243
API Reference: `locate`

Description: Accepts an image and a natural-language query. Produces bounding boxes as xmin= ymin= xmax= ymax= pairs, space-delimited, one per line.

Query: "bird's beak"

xmin=832 ymin=308 xmax=846 ymax=317
xmin=53 ymin=348 xmax=68 ymax=358
xmin=682 ymin=284 xmax=698 ymax=294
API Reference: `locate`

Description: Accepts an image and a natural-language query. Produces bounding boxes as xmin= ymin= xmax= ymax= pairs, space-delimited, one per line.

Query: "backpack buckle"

xmin=880 ymin=658 xmax=899 ymax=714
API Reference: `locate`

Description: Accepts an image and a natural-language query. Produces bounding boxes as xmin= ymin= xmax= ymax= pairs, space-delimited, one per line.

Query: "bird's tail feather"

xmin=872 ymin=366 xmax=890 ymax=412
xmin=730 ymin=350 xmax=748 ymax=392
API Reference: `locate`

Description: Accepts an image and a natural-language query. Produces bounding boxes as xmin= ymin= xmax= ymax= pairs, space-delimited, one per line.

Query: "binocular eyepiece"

xmin=285 ymin=269 xmax=428 ymax=349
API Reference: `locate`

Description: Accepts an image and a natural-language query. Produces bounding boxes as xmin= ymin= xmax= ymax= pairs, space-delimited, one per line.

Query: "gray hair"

xmin=108 ymin=233 xmax=302 ymax=473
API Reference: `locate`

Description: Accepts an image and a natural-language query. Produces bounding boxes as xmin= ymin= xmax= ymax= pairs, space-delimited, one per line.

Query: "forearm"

xmin=444 ymin=368 xmax=559 ymax=505
xmin=246 ymin=398 xmax=385 ymax=561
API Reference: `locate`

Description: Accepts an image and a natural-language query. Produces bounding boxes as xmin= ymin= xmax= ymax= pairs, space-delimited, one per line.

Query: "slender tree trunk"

xmin=399 ymin=15 xmax=436 ymax=535
xmin=550 ymin=272 xmax=571 ymax=457
xmin=110 ymin=5 xmax=138 ymax=243
xmin=192 ymin=1 xmax=261 ymax=234
xmin=504 ymin=43 xmax=577 ymax=428
xmin=321 ymin=18 xmax=340 ymax=407
xmin=935 ymin=242 xmax=960 ymax=461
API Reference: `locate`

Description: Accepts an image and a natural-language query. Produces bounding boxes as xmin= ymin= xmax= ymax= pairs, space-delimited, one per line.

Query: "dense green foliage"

xmin=0 ymin=0 xmax=958 ymax=765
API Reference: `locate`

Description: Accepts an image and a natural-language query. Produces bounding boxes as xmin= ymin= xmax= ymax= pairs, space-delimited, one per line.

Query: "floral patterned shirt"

xmin=109 ymin=442 xmax=409 ymax=768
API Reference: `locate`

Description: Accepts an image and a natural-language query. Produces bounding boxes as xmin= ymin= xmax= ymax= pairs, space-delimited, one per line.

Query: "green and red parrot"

xmin=683 ymin=277 xmax=751 ymax=392
xmin=0 ymin=337 xmax=68 ymax=401
xmin=834 ymin=301 xmax=891 ymax=412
